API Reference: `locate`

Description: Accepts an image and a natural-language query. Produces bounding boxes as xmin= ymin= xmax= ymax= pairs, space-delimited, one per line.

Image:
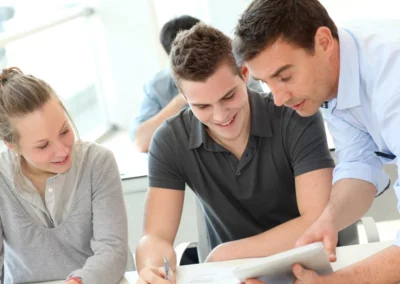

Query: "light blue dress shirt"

xmin=320 ymin=28 xmax=400 ymax=246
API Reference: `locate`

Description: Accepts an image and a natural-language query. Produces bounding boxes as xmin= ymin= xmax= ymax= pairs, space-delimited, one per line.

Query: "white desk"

xmin=34 ymin=241 xmax=392 ymax=283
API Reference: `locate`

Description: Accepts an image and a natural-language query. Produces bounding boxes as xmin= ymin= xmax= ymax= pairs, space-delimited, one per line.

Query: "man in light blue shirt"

xmin=233 ymin=0 xmax=400 ymax=283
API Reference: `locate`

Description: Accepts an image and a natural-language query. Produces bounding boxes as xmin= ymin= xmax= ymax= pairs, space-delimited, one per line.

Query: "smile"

xmin=217 ymin=114 xmax=236 ymax=127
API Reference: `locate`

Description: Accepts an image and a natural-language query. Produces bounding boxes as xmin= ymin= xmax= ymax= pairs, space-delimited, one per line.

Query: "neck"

xmin=22 ymin=159 xmax=55 ymax=181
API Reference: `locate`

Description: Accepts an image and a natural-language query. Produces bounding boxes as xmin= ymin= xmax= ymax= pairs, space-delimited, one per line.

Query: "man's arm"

xmin=134 ymin=95 xmax=186 ymax=153
xmin=205 ymin=167 xmax=333 ymax=262
xmin=135 ymin=187 xmax=184 ymax=272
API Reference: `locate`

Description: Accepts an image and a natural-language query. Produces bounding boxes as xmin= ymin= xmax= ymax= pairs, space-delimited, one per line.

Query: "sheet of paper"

xmin=182 ymin=267 xmax=238 ymax=284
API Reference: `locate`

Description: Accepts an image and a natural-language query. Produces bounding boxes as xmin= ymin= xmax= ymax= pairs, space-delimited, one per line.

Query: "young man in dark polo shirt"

xmin=136 ymin=23 xmax=334 ymax=283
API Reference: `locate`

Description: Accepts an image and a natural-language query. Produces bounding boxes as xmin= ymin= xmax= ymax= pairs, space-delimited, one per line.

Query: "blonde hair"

xmin=0 ymin=67 xmax=80 ymax=178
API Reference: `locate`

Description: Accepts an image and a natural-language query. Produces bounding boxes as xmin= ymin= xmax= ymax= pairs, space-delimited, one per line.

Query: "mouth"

xmin=217 ymin=114 xmax=237 ymax=127
xmin=51 ymin=155 xmax=69 ymax=165
xmin=288 ymin=100 xmax=306 ymax=111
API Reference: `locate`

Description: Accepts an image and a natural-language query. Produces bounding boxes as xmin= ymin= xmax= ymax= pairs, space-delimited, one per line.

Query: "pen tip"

xmin=164 ymin=256 xmax=167 ymax=262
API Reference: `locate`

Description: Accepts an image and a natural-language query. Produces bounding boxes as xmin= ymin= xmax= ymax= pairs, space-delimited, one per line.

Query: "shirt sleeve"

xmin=322 ymin=109 xmax=390 ymax=194
xmin=68 ymin=152 xmax=128 ymax=284
xmin=129 ymin=81 xmax=163 ymax=140
xmin=148 ymin=121 xmax=186 ymax=190
xmin=285 ymin=110 xmax=335 ymax=177
xmin=376 ymin=92 xmax=400 ymax=246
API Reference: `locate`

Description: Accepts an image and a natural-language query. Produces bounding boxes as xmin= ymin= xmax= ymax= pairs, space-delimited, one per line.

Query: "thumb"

xmin=323 ymin=234 xmax=337 ymax=262
xmin=295 ymin=232 xmax=316 ymax=248
xmin=292 ymin=264 xmax=307 ymax=279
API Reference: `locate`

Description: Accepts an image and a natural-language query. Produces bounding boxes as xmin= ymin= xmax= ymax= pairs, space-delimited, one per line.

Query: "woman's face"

xmin=8 ymin=97 xmax=75 ymax=176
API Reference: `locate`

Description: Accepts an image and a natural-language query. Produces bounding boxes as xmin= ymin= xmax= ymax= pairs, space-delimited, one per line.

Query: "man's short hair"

xmin=233 ymin=0 xmax=338 ymax=66
xmin=170 ymin=23 xmax=242 ymax=86
xmin=160 ymin=15 xmax=200 ymax=55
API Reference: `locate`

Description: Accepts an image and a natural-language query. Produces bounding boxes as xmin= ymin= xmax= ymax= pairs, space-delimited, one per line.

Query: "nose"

xmin=55 ymin=141 xmax=69 ymax=157
xmin=213 ymin=104 xmax=229 ymax=123
xmin=271 ymin=87 xmax=292 ymax=107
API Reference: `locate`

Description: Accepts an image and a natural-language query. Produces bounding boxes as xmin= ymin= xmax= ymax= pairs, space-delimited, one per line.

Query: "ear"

xmin=4 ymin=141 xmax=16 ymax=151
xmin=314 ymin=26 xmax=335 ymax=54
xmin=241 ymin=64 xmax=250 ymax=83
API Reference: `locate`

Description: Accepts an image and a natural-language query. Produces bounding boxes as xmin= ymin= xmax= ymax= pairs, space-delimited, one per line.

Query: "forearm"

xmin=209 ymin=215 xmax=318 ymax=261
xmin=134 ymin=97 xmax=185 ymax=152
xmin=322 ymin=178 xmax=376 ymax=231
xmin=136 ymin=235 xmax=177 ymax=272
xmin=322 ymin=245 xmax=400 ymax=284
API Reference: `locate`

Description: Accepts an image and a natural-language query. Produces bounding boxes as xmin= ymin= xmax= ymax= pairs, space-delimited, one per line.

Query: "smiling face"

xmin=179 ymin=63 xmax=250 ymax=144
xmin=245 ymin=28 xmax=339 ymax=117
xmin=9 ymin=97 xmax=75 ymax=176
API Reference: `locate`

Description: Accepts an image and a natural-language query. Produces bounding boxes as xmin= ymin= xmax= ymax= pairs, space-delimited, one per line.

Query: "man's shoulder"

xmin=154 ymin=108 xmax=193 ymax=139
xmin=145 ymin=68 xmax=176 ymax=94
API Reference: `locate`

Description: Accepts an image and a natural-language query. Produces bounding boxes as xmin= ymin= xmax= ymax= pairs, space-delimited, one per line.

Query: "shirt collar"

xmin=188 ymin=88 xmax=273 ymax=151
xmin=335 ymin=29 xmax=361 ymax=111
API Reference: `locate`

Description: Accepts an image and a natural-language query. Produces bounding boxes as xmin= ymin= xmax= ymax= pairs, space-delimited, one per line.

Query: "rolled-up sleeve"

xmin=323 ymin=110 xmax=390 ymax=195
xmin=129 ymin=82 xmax=163 ymax=140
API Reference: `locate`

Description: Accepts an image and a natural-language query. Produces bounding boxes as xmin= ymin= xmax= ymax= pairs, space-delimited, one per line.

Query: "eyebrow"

xmin=269 ymin=64 xmax=293 ymax=79
xmin=191 ymin=86 xmax=237 ymax=107
xmin=33 ymin=121 xmax=68 ymax=144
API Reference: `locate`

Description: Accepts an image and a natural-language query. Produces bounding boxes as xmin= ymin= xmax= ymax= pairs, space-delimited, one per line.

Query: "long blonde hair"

xmin=0 ymin=67 xmax=80 ymax=179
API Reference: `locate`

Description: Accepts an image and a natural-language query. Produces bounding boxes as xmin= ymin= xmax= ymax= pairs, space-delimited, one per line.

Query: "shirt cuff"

xmin=333 ymin=161 xmax=390 ymax=195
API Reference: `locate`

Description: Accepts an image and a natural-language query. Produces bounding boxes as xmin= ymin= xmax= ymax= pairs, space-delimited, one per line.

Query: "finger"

xmin=140 ymin=267 xmax=168 ymax=283
xmin=137 ymin=278 xmax=149 ymax=284
xmin=292 ymin=264 xmax=306 ymax=280
xmin=323 ymin=234 xmax=337 ymax=262
xmin=295 ymin=232 xmax=317 ymax=248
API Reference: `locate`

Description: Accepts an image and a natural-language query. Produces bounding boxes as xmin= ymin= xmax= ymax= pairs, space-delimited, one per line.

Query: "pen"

xmin=164 ymin=256 xmax=170 ymax=281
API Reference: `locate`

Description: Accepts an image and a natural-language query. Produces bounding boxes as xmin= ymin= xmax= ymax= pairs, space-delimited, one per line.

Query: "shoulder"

xmin=154 ymin=108 xmax=193 ymax=141
xmin=145 ymin=68 xmax=176 ymax=95
xmin=75 ymin=141 xmax=114 ymax=168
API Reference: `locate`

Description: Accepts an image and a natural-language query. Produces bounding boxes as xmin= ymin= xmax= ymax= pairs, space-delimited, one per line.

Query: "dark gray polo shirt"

xmin=149 ymin=89 xmax=334 ymax=250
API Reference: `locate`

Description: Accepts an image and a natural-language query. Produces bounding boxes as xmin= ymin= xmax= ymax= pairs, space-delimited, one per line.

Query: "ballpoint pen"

xmin=164 ymin=256 xmax=170 ymax=281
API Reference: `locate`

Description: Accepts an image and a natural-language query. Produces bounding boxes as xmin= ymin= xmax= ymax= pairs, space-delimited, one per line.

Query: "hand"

xmin=172 ymin=93 xmax=187 ymax=108
xmin=244 ymin=279 xmax=265 ymax=284
xmin=204 ymin=243 xmax=229 ymax=262
xmin=295 ymin=217 xmax=338 ymax=262
xmin=137 ymin=266 xmax=176 ymax=284
xmin=292 ymin=264 xmax=325 ymax=284
xmin=65 ymin=281 xmax=81 ymax=284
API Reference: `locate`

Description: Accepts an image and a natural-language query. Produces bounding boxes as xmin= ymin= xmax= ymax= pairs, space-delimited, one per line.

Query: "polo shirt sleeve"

xmin=148 ymin=121 xmax=186 ymax=190
xmin=285 ymin=110 xmax=335 ymax=177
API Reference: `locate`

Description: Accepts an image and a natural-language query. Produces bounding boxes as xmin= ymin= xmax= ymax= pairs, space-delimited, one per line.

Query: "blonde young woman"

xmin=0 ymin=67 xmax=128 ymax=284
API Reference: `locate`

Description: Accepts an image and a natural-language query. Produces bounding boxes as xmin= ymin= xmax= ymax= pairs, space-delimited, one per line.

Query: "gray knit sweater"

xmin=0 ymin=142 xmax=128 ymax=283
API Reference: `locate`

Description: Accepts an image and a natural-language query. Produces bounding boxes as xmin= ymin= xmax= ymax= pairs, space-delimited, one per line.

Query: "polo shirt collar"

xmin=188 ymin=88 xmax=273 ymax=150
xmin=334 ymin=29 xmax=361 ymax=111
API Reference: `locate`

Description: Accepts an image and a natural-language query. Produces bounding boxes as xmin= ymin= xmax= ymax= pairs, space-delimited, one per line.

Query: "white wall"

xmin=95 ymin=0 xmax=164 ymax=130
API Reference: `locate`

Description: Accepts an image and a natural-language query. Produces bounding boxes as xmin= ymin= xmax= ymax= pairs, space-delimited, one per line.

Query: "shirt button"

xmin=237 ymin=171 xmax=241 ymax=176
xmin=48 ymin=187 xmax=54 ymax=193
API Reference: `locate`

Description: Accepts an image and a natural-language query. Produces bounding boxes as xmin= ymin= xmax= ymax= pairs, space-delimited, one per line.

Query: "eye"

xmin=38 ymin=143 xmax=49 ymax=150
xmin=61 ymin=129 xmax=70 ymax=136
xmin=196 ymin=105 xmax=208 ymax=110
xmin=223 ymin=94 xmax=235 ymax=100
xmin=280 ymin=76 xmax=291 ymax=82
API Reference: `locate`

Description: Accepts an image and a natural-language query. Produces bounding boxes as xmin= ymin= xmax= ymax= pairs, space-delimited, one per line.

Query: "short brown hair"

xmin=170 ymin=23 xmax=242 ymax=86
xmin=233 ymin=0 xmax=338 ymax=66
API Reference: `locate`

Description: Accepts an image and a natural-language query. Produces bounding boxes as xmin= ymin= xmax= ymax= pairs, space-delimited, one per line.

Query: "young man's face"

xmin=179 ymin=64 xmax=250 ymax=143
xmin=245 ymin=36 xmax=335 ymax=117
